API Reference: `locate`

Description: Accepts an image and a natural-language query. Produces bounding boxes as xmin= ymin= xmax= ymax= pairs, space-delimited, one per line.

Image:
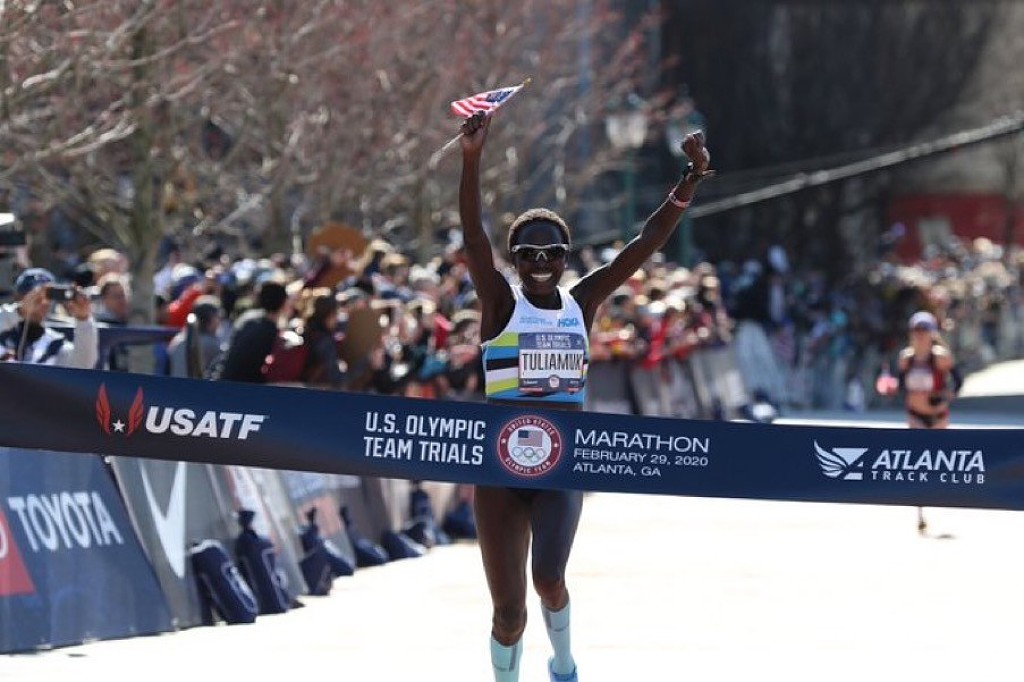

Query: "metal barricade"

xmin=585 ymin=360 xmax=635 ymax=415
xmin=629 ymin=365 xmax=671 ymax=417
xmin=664 ymin=359 xmax=702 ymax=419
xmin=587 ymin=346 xmax=751 ymax=420
xmin=689 ymin=346 xmax=750 ymax=419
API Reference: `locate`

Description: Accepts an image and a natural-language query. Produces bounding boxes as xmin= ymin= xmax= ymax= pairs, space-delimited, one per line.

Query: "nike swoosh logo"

xmin=141 ymin=461 xmax=187 ymax=579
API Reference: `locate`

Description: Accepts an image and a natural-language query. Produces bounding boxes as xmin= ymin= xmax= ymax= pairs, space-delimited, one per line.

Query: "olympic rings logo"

xmin=497 ymin=415 xmax=563 ymax=478
xmin=510 ymin=445 xmax=545 ymax=463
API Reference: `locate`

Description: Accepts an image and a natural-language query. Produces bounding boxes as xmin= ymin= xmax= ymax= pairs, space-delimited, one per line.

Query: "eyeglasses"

xmin=510 ymin=243 xmax=570 ymax=263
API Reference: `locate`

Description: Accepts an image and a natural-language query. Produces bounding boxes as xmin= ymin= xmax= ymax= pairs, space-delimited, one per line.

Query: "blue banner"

xmin=49 ymin=322 xmax=178 ymax=369
xmin=0 ymin=363 xmax=1021 ymax=510
xmin=0 ymin=447 xmax=173 ymax=653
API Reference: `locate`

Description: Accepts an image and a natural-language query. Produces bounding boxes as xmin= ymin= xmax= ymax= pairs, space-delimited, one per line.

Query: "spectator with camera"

xmin=0 ymin=268 xmax=98 ymax=367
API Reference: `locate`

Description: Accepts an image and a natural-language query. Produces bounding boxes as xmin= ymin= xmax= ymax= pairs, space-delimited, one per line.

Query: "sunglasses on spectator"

xmin=510 ymin=244 xmax=570 ymax=262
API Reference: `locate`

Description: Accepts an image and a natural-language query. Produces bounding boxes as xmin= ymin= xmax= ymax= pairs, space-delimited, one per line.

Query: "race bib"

xmin=518 ymin=332 xmax=586 ymax=394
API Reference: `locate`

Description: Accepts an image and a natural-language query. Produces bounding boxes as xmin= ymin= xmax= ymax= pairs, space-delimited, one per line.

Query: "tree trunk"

xmin=126 ymin=16 xmax=161 ymax=373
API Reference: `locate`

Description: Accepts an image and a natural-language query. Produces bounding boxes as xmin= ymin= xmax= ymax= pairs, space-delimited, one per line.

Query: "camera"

xmin=45 ymin=285 xmax=77 ymax=302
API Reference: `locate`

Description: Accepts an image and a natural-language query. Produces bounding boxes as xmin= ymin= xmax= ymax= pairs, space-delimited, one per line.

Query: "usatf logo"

xmin=814 ymin=441 xmax=868 ymax=480
xmin=97 ymin=384 xmax=145 ymax=436
xmin=497 ymin=415 xmax=563 ymax=478
xmin=95 ymin=385 xmax=268 ymax=440
xmin=813 ymin=441 xmax=986 ymax=485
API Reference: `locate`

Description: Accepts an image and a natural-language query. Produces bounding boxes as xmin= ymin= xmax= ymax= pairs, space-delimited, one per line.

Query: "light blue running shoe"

xmin=548 ymin=658 xmax=578 ymax=682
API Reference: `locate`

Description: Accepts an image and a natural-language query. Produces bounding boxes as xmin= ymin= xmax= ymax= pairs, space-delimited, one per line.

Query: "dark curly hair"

xmin=507 ymin=208 xmax=572 ymax=253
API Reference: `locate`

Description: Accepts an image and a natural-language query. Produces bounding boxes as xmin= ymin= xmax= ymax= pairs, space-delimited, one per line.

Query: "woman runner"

xmin=459 ymin=110 xmax=711 ymax=681
xmin=878 ymin=310 xmax=963 ymax=535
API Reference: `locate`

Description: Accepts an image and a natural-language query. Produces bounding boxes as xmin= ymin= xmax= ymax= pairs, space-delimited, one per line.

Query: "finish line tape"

xmin=0 ymin=364 xmax=1020 ymax=510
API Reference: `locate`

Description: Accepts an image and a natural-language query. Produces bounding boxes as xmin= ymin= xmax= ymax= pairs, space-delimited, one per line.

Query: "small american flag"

xmin=450 ymin=82 xmax=527 ymax=119
xmin=517 ymin=429 xmax=544 ymax=447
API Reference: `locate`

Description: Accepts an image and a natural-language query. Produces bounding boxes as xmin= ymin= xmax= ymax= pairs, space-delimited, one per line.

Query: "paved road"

xmin=7 ymin=358 xmax=1024 ymax=680
xmin=960 ymin=358 xmax=1024 ymax=397
xmin=6 ymin=439 xmax=1024 ymax=681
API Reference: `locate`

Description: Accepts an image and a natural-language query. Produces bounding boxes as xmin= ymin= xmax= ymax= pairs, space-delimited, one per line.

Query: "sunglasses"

xmin=510 ymin=243 xmax=570 ymax=262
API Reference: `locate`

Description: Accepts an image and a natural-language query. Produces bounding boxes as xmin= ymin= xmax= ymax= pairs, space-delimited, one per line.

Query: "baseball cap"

xmin=909 ymin=311 xmax=938 ymax=331
xmin=14 ymin=268 xmax=55 ymax=296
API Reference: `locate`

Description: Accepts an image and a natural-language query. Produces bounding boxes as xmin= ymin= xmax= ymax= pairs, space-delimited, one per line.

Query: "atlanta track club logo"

xmin=813 ymin=441 xmax=868 ymax=481
xmin=96 ymin=384 xmax=145 ymax=437
xmin=497 ymin=415 xmax=563 ymax=478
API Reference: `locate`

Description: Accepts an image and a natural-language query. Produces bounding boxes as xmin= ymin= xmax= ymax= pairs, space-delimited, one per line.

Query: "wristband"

xmin=667 ymin=192 xmax=690 ymax=210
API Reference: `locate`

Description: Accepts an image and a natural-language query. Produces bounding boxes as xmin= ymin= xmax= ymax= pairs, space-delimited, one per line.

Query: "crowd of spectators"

xmin=2 ymin=221 xmax=1022 ymax=415
xmin=147 ymin=237 xmax=740 ymax=405
xmin=723 ymin=233 xmax=1023 ymax=410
